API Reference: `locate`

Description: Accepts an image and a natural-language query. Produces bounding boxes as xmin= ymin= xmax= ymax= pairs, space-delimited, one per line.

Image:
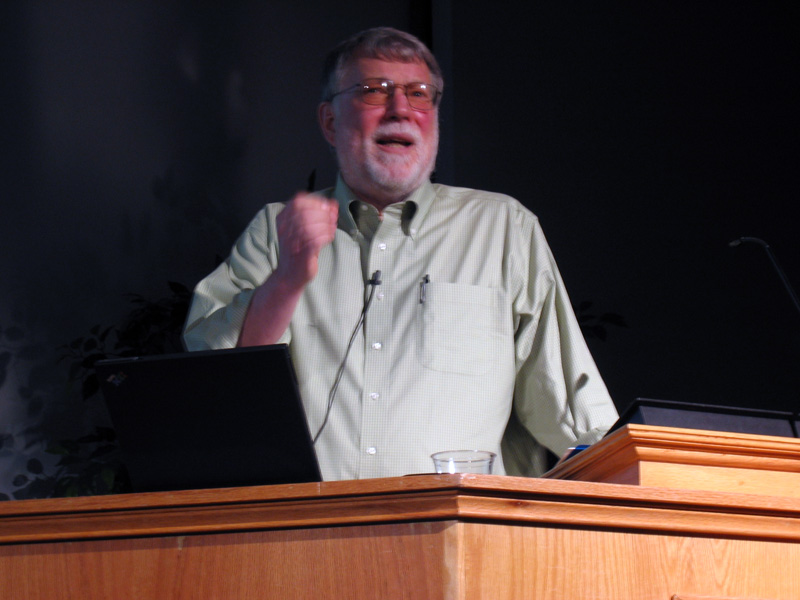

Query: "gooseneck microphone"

xmin=312 ymin=270 xmax=382 ymax=444
xmin=729 ymin=237 xmax=800 ymax=318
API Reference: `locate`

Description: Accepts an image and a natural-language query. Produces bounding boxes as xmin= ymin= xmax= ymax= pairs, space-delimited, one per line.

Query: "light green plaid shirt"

xmin=184 ymin=176 xmax=618 ymax=480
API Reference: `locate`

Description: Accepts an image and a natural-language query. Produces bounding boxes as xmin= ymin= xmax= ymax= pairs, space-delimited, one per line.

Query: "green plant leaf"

xmin=45 ymin=442 xmax=70 ymax=455
xmin=100 ymin=466 xmax=116 ymax=490
xmin=68 ymin=361 xmax=83 ymax=382
xmin=57 ymin=455 xmax=89 ymax=467
xmin=52 ymin=440 xmax=80 ymax=454
xmin=80 ymin=354 xmax=107 ymax=369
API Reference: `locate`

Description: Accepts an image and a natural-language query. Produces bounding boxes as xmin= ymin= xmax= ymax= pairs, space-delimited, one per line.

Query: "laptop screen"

xmin=96 ymin=345 xmax=321 ymax=493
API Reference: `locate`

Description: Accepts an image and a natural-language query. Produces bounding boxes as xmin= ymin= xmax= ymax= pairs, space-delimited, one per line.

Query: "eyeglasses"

xmin=328 ymin=78 xmax=440 ymax=111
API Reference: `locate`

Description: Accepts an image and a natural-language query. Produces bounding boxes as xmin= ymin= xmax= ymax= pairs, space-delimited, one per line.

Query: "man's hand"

xmin=237 ymin=193 xmax=338 ymax=347
xmin=275 ymin=193 xmax=339 ymax=289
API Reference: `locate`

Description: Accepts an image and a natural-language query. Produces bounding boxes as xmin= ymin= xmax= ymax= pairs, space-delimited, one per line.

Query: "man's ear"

xmin=318 ymin=102 xmax=336 ymax=147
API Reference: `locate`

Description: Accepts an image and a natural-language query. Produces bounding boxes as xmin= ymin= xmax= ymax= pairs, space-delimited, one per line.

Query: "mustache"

xmin=372 ymin=124 xmax=421 ymax=144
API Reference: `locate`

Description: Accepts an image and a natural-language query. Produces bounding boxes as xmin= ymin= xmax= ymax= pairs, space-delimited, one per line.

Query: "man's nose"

xmin=384 ymin=87 xmax=411 ymax=118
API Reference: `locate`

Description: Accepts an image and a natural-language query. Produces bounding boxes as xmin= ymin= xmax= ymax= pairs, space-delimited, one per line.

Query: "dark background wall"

xmin=1 ymin=1 xmax=798 ymax=497
xmin=448 ymin=2 xmax=800 ymax=412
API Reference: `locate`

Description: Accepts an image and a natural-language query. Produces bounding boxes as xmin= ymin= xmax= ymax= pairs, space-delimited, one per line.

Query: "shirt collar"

xmin=332 ymin=174 xmax=435 ymax=241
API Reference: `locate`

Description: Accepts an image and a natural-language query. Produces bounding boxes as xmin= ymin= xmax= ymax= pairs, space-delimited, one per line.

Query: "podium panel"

xmin=2 ymin=465 xmax=800 ymax=599
xmin=545 ymin=424 xmax=800 ymax=497
xmin=2 ymin=516 xmax=800 ymax=599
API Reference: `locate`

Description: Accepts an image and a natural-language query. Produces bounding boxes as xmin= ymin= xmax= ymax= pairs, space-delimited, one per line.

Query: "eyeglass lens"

xmin=359 ymin=79 xmax=437 ymax=109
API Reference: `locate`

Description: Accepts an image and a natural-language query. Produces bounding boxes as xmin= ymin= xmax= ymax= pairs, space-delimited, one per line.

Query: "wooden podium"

xmin=545 ymin=423 xmax=800 ymax=497
xmin=2 ymin=425 xmax=800 ymax=599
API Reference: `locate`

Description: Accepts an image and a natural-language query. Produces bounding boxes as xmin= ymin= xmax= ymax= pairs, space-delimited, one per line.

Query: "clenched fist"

xmin=275 ymin=193 xmax=339 ymax=288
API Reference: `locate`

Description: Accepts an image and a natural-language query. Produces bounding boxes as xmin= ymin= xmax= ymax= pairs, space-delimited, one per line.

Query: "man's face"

xmin=319 ymin=56 xmax=439 ymax=208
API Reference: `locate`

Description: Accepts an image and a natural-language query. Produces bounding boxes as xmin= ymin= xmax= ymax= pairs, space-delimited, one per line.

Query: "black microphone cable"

xmin=729 ymin=237 xmax=800 ymax=318
xmin=312 ymin=270 xmax=382 ymax=444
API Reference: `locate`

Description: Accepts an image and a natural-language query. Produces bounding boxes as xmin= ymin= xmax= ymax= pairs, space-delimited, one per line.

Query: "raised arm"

xmin=237 ymin=193 xmax=338 ymax=347
xmin=183 ymin=193 xmax=338 ymax=351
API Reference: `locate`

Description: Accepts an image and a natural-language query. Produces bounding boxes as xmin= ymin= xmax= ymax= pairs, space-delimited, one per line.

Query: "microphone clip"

xmin=368 ymin=270 xmax=382 ymax=286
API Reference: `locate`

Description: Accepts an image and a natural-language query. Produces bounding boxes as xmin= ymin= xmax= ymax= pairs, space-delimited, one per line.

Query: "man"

xmin=183 ymin=27 xmax=618 ymax=480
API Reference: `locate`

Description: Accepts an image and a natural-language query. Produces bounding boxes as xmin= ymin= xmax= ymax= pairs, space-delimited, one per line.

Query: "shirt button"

xmin=378 ymin=242 xmax=387 ymax=251
xmin=376 ymin=291 xmax=385 ymax=300
xmin=371 ymin=342 xmax=382 ymax=350
xmin=366 ymin=447 xmax=377 ymax=455
xmin=370 ymin=392 xmax=380 ymax=401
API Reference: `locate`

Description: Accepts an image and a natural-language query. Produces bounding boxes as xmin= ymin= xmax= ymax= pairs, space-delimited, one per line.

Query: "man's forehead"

xmin=341 ymin=55 xmax=432 ymax=80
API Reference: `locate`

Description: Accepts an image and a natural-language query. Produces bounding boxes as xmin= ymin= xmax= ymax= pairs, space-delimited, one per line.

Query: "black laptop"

xmin=96 ymin=344 xmax=321 ymax=493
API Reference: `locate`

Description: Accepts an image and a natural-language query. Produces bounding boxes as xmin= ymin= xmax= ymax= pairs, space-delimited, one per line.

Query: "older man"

xmin=183 ymin=27 xmax=618 ymax=480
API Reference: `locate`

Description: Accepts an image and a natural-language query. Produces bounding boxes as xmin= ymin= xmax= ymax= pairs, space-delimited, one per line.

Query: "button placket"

xmin=359 ymin=219 xmax=400 ymax=475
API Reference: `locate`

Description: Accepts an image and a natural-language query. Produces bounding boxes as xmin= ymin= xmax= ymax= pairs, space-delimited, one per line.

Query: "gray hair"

xmin=321 ymin=27 xmax=444 ymax=103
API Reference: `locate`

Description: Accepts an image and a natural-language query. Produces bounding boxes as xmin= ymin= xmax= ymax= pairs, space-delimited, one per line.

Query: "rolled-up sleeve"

xmin=183 ymin=205 xmax=289 ymax=351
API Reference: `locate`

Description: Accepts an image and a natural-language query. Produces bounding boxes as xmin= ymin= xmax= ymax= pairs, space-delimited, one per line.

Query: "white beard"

xmin=337 ymin=121 xmax=439 ymax=204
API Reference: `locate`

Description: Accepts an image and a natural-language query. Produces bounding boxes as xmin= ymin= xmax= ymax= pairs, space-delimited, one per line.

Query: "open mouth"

xmin=376 ymin=135 xmax=414 ymax=148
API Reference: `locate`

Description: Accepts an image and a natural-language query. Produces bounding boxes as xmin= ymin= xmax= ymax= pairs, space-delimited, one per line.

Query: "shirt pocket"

xmin=418 ymin=282 xmax=509 ymax=375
